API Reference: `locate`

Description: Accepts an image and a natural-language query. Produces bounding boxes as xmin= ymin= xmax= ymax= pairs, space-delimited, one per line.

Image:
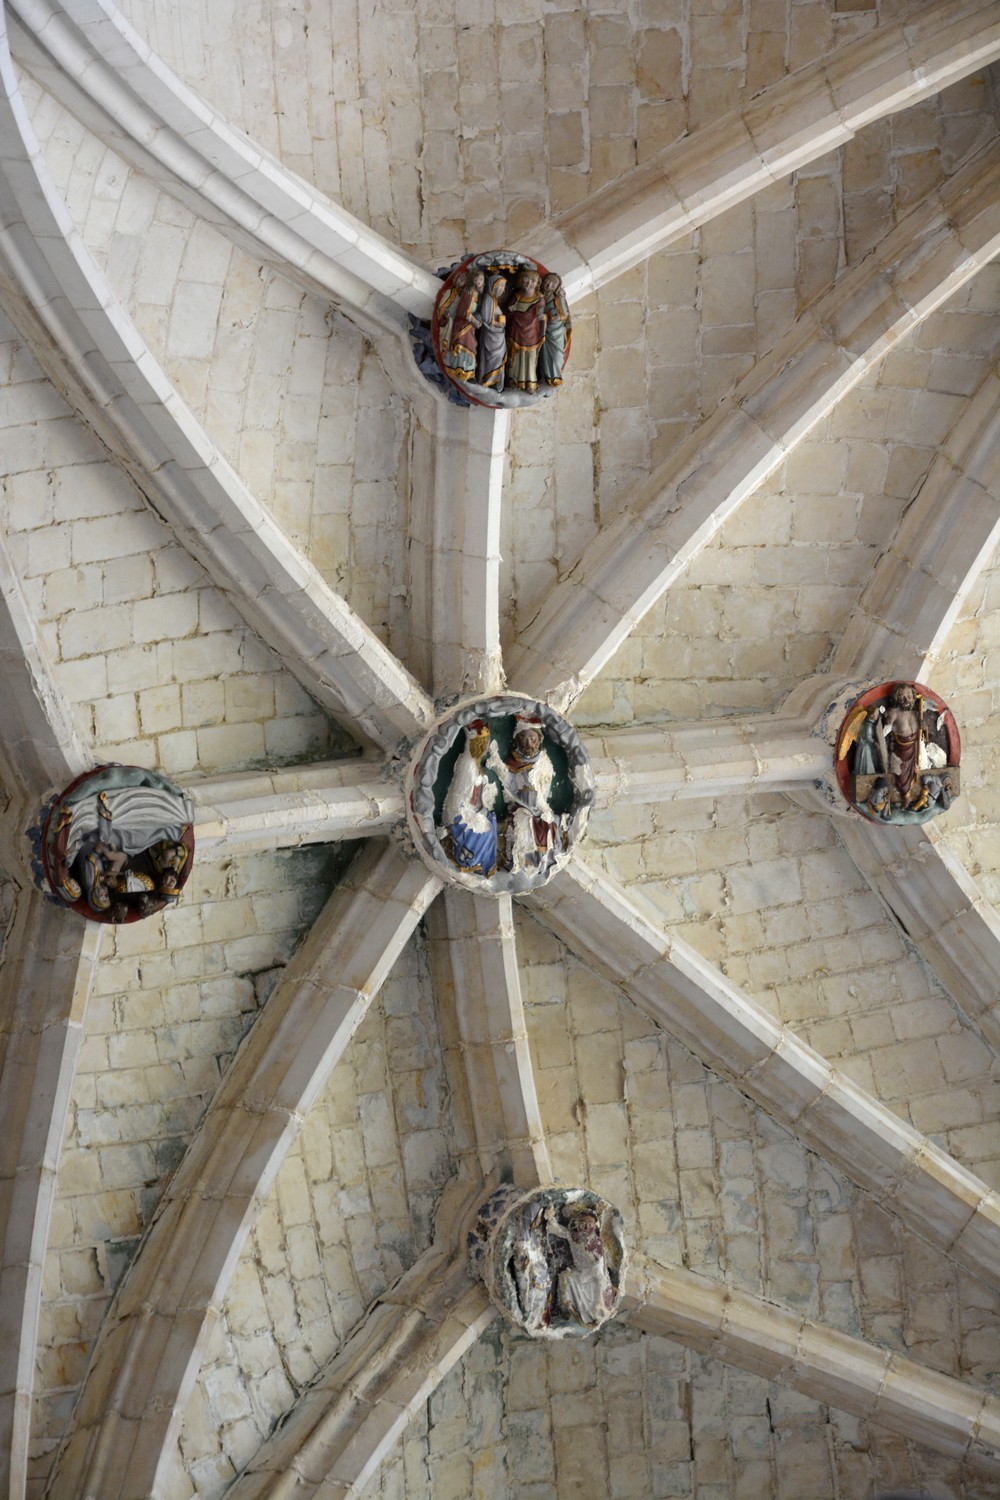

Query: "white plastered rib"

xmin=408 ymin=402 xmax=508 ymax=701
xmin=0 ymin=900 xmax=103 ymax=1500
xmin=436 ymin=889 xmax=552 ymax=1187
xmin=835 ymin=366 xmax=1000 ymax=683
xmin=625 ymin=1255 xmax=1000 ymax=1475
xmin=585 ymin=715 xmax=828 ymax=805
xmin=43 ymin=843 xmax=441 ymax=1500
xmin=0 ymin=14 xmax=434 ymax=754
xmin=7 ymin=0 xmax=440 ymax=335
xmin=506 ymin=141 xmax=1000 ymax=712
xmin=225 ymin=1249 xmax=494 ymax=1498
xmin=0 ymin=501 xmax=100 ymax=1500
xmin=836 ymin=816 xmax=1000 ymax=1056
xmin=187 ymin=759 xmax=404 ymax=856
xmin=523 ymin=0 xmax=1000 ymax=298
xmin=528 ymin=859 xmax=1000 ymax=1290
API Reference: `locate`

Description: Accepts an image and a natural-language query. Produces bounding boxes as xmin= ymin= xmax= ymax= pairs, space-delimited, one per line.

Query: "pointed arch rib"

xmin=507 ymin=142 xmax=1000 ymax=711
xmin=436 ymin=890 xmax=551 ymax=1187
xmin=44 ymin=844 xmax=441 ymax=1500
xmin=225 ymin=1251 xmax=494 ymax=1498
xmin=188 ymin=759 xmax=403 ymax=857
xmin=836 ymin=367 xmax=1000 ymax=682
xmin=586 ymin=715 xmax=827 ymax=805
xmin=6 ymin=0 xmax=438 ymax=336
xmin=0 ymin=900 xmax=103 ymax=1500
xmin=0 ymin=24 xmax=433 ymax=754
xmin=408 ymin=403 xmax=508 ymax=700
xmin=527 ymin=0 xmax=1000 ymax=296
xmin=625 ymin=1256 xmax=1000 ymax=1474
xmin=837 ymin=817 xmax=1000 ymax=1055
xmin=0 ymin=526 xmax=98 ymax=1500
xmin=527 ymin=859 xmax=1000 ymax=1288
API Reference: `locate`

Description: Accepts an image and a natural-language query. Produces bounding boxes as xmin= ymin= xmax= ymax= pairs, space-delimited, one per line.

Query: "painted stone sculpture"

xmin=430 ymin=252 xmax=571 ymax=409
xmin=835 ymin=681 xmax=960 ymax=825
xmin=405 ymin=694 xmax=594 ymax=894
xmin=31 ymin=765 xmax=195 ymax=922
xmin=468 ymin=1184 xmax=626 ymax=1339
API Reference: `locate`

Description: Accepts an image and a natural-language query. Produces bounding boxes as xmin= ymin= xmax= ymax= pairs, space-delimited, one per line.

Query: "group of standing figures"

xmin=437 ymin=263 xmax=570 ymax=394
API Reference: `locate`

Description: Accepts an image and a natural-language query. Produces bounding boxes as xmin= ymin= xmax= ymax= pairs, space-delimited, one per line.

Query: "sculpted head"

xmin=513 ymin=724 xmax=544 ymax=758
xmin=569 ymin=1211 xmax=599 ymax=1243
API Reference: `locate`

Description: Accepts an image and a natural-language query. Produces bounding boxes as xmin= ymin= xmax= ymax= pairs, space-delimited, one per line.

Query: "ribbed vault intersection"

xmin=0 ymin=2 xmax=999 ymax=1497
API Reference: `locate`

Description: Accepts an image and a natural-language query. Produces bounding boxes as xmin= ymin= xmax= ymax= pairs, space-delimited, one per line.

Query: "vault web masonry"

xmin=0 ymin=1 xmax=999 ymax=1498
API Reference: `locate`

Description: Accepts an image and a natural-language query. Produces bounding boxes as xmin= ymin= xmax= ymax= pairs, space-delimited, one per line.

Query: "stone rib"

xmin=837 ymin=816 xmax=1000 ymax=1056
xmin=625 ymin=1256 xmax=1000 ymax=1475
xmin=835 ymin=367 xmax=1000 ymax=682
xmin=0 ymin=898 xmax=103 ymax=1500
xmin=0 ymin=21 xmax=434 ymax=754
xmin=0 ymin=511 xmax=98 ymax=1500
xmin=506 ymin=142 xmax=1000 ymax=711
xmin=7 ymin=0 xmax=439 ymax=335
xmin=225 ymin=1251 xmax=493 ymax=1498
xmin=525 ymin=0 xmax=1000 ymax=297
xmin=188 ymin=760 xmax=403 ymax=857
xmin=44 ymin=843 xmax=441 ymax=1500
xmin=585 ymin=715 xmax=827 ymax=805
xmin=408 ymin=402 xmax=508 ymax=701
xmin=528 ymin=858 xmax=1000 ymax=1289
xmin=437 ymin=889 xmax=552 ymax=1187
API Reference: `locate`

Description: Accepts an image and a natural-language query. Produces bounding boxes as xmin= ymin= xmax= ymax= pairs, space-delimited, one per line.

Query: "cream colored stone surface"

xmin=17 ymin=80 xmax=412 ymax=663
xmin=0 ymin=2 xmax=998 ymax=1498
xmin=28 ymin=847 xmax=350 ymax=1491
xmin=518 ymin=910 xmax=1000 ymax=1381
xmin=108 ymin=0 xmax=991 ymax=264
xmin=355 ymin=1324 xmax=1000 ymax=1500
xmin=584 ymin=798 xmax=1000 ymax=1186
xmin=166 ymin=937 xmax=457 ymax=1498
xmin=0 ymin=313 xmax=348 ymax=777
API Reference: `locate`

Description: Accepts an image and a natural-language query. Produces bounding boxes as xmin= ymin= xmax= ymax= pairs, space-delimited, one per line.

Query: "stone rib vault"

xmin=0 ymin=1 xmax=999 ymax=1497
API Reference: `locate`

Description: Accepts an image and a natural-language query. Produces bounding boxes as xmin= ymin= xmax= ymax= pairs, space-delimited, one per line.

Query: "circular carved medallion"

xmin=468 ymin=1184 xmax=626 ymax=1340
xmin=430 ymin=252 xmax=571 ymax=409
xmin=834 ymin=681 xmax=960 ymax=825
xmin=405 ymin=694 xmax=594 ymax=894
xmin=31 ymin=765 xmax=195 ymax=923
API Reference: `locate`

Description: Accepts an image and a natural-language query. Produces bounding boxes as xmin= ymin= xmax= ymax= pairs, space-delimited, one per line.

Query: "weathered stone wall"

xmin=581 ymin=793 xmax=1000 ymax=1191
xmin=507 ymin=259 xmax=1000 ymax=728
xmin=0 ymin=312 xmax=348 ymax=775
xmin=935 ymin=553 xmax=1000 ymax=898
xmin=518 ymin=910 xmax=1000 ymax=1390
xmin=355 ymin=1323 xmax=1000 ymax=1500
xmin=18 ymin=78 xmax=411 ymax=665
xmin=110 ymin=0 xmax=986 ymax=267
xmin=28 ymin=845 xmax=351 ymax=1494
xmin=154 ymin=928 xmax=456 ymax=1499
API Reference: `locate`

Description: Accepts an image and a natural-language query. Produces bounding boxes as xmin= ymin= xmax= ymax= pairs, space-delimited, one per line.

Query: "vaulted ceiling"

xmin=1 ymin=2 xmax=1000 ymax=1498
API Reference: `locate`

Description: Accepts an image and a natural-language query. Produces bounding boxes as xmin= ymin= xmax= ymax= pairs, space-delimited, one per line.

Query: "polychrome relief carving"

xmin=468 ymin=1184 xmax=626 ymax=1339
xmin=835 ymin=681 xmax=960 ymax=825
xmin=430 ymin=252 xmax=571 ymax=409
xmin=405 ymin=695 xmax=594 ymax=894
xmin=29 ymin=765 xmax=195 ymax=922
